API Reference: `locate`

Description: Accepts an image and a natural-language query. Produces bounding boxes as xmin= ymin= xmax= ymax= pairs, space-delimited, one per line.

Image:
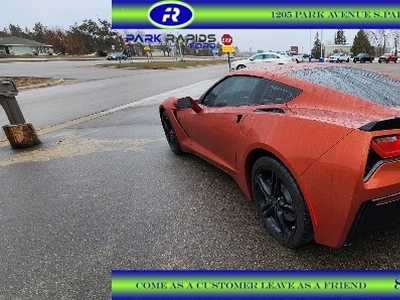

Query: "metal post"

xmin=320 ymin=29 xmax=323 ymax=59
xmin=0 ymin=78 xmax=41 ymax=149
xmin=0 ymin=78 xmax=25 ymax=124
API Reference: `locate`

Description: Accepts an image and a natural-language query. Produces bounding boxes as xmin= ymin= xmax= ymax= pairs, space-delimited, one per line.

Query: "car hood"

xmin=232 ymin=59 xmax=250 ymax=65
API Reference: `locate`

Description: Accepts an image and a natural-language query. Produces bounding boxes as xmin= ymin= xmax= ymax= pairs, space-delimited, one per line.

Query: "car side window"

xmin=254 ymin=79 xmax=302 ymax=104
xmin=252 ymin=54 xmax=264 ymax=61
xmin=202 ymin=76 xmax=260 ymax=107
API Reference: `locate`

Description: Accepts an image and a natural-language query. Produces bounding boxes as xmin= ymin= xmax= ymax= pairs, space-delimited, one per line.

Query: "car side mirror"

xmin=177 ymin=96 xmax=193 ymax=109
xmin=176 ymin=96 xmax=203 ymax=113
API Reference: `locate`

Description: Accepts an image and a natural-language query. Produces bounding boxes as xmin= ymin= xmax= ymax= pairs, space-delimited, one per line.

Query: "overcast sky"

xmin=1 ymin=0 xmax=360 ymax=53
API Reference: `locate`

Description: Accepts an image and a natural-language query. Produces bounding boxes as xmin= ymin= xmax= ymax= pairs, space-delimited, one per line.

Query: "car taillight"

xmin=371 ymin=135 xmax=400 ymax=159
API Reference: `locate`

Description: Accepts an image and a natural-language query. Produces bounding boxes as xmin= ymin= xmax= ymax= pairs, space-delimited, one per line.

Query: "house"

xmin=0 ymin=36 xmax=53 ymax=56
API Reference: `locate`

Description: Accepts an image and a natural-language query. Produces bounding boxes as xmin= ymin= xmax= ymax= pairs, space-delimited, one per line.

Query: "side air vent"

xmin=253 ymin=108 xmax=285 ymax=114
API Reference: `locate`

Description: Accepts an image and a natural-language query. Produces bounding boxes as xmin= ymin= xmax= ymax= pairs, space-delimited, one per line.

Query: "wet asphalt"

xmin=0 ymin=60 xmax=400 ymax=299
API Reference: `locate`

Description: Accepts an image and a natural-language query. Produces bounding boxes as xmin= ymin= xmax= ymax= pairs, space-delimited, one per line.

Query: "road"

xmin=0 ymin=59 xmax=229 ymax=133
xmin=0 ymin=59 xmax=400 ymax=299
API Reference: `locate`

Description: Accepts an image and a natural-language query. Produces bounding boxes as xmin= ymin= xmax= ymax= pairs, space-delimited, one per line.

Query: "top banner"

xmin=112 ymin=0 xmax=400 ymax=29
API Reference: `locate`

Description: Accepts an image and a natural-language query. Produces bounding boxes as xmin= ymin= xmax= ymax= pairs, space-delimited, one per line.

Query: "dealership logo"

xmin=148 ymin=1 xmax=194 ymax=29
xmin=125 ymin=34 xmax=162 ymax=44
xmin=166 ymin=34 xmax=216 ymax=49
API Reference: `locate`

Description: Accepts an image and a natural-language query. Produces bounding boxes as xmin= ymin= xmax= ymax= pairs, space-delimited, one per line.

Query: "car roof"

xmin=230 ymin=64 xmax=400 ymax=108
xmin=229 ymin=64 xmax=400 ymax=126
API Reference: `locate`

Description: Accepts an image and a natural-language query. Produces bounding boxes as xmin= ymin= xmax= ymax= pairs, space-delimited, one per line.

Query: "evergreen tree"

xmin=311 ymin=32 xmax=321 ymax=58
xmin=334 ymin=29 xmax=347 ymax=45
xmin=350 ymin=29 xmax=375 ymax=56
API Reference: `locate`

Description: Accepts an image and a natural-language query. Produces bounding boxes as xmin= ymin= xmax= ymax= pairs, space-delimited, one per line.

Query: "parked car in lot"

xmin=353 ymin=53 xmax=374 ymax=63
xmin=378 ymin=53 xmax=398 ymax=63
xmin=328 ymin=52 xmax=350 ymax=63
xmin=274 ymin=51 xmax=304 ymax=63
xmin=106 ymin=52 xmax=128 ymax=60
xmin=160 ymin=64 xmax=400 ymax=249
xmin=230 ymin=53 xmax=295 ymax=70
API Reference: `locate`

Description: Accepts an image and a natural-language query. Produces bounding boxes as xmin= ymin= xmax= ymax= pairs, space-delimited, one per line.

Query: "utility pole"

xmin=320 ymin=29 xmax=323 ymax=59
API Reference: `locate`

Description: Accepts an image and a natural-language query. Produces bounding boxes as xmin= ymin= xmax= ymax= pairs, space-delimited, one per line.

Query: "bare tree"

xmin=367 ymin=29 xmax=389 ymax=56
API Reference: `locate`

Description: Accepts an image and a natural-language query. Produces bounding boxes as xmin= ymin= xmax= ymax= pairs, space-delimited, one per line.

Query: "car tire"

xmin=386 ymin=60 xmax=389 ymax=63
xmin=236 ymin=65 xmax=246 ymax=70
xmin=379 ymin=60 xmax=382 ymax=63
xmin=353 ymin=59 xmax=357 ymax=63
xmin=251 ymin=156 xmax=313 ymax=248
xmin=161 ymin=111 xmax=183 ymax=155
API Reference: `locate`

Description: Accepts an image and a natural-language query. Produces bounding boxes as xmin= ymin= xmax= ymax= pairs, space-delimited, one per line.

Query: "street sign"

xmin=221 ymin=34 xmax=233 ymax=46
xmin=222 ymin=45 xmax=234 ymax=53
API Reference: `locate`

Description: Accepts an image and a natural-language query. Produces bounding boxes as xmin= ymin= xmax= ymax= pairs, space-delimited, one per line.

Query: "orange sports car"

xmin=159 ymin=64 xmax=400 ymax=249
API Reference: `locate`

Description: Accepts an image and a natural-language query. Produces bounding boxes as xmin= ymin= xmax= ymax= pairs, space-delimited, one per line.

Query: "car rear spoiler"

xmin=359 ymin=117 xmax=400 ymax=131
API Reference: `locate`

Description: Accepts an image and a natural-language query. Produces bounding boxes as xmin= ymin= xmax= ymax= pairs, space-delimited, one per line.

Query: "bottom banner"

xmin=112 ymin=270 xmax=400 ymax=299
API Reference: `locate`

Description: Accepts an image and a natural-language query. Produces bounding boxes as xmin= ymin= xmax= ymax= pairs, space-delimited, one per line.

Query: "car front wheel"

xmin=236 ymin=65 xmax=246 ymax=70
xmin=161 ymin=111 xmax=183 ymax=155
xmin=251 ymin=156 xmax=313 ymax=248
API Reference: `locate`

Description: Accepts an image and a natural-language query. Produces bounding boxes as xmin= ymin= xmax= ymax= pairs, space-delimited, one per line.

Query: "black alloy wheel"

xmin=251 ymin=156 xmax=313 ymax=248
xmin=161 ymin=111 xmax=183 ymax=155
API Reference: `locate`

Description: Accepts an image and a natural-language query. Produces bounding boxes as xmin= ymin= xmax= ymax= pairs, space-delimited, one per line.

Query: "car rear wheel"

xmin=251 ymin=156 xmax=313 ymax=248
xmin=161 ymin=111 xmax=183 ymax=155
xmin=236 ymin=65 xmax=246 ymax=70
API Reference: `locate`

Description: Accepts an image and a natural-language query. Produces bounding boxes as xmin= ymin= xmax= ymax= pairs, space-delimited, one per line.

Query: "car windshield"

xmin=289 ymin=66 xmax=400 ymax=107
